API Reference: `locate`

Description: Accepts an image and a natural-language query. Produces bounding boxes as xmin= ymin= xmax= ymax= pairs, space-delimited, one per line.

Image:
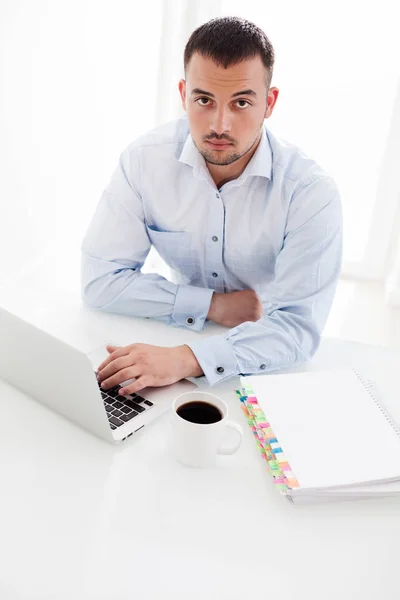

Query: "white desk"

xmin=1 ymin=286 xmax=400 ymax=600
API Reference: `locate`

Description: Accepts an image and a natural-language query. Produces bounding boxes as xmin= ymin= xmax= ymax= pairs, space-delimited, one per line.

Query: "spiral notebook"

xmin=236 ymin=368 xmax=400 ymax=504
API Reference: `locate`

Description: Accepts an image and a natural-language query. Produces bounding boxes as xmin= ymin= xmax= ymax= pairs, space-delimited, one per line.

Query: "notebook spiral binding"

xmin=354 ymin=370 xmax=400 ymax=438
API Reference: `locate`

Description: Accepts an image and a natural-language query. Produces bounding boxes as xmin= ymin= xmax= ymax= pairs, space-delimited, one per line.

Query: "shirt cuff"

xmin=171 ymin=285 xmax=214 ymax=331
xmin=185 ymin=335 xmax=239 ymax=386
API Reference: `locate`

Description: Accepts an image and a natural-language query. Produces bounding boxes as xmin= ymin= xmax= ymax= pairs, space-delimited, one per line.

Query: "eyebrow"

xmin=190 ymin=88 xmax=257 ymax=98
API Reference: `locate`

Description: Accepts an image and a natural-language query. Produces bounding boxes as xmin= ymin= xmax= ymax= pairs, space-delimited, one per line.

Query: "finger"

xmin=100 ymin=361 xmax=142 ymax=389
xmin=98 ymin=354 xmax=133 ymax=380
xmin=101 ymin=365 xmax=142 ymax=391
xmin=119 ymin=375 xmax=152 ymax=396
xmin=97 ymin=346 xmax=129 ymax=372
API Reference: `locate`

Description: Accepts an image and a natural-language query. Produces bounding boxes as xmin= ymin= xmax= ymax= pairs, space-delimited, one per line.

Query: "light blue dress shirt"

xmin=80 ymin=116 xmax=342 ymax=386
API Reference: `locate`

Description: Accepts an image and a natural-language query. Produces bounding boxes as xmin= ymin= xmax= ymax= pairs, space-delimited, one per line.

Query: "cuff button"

xmin=260 ymin=364 xmax=267 ymax=370
xmin=186 ymin=317 xmax=195 ymax=325
xmin=216 ymin=366 xmax=225 ymax=374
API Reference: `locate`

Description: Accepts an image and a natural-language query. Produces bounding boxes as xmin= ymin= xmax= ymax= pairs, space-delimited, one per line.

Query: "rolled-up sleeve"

xmin=80 ymin=147 xmax=213 ymax=330
xmin=186 ymin=176 xmax=343 ymax=386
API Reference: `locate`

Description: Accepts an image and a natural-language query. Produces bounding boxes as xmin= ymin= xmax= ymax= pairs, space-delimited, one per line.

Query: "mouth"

xmin=205 ymin=140 xmax=233 ymax=150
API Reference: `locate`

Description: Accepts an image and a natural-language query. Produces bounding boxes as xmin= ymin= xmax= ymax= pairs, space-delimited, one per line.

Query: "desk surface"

xmin=1 ymin=286 xmax=400 ymax=600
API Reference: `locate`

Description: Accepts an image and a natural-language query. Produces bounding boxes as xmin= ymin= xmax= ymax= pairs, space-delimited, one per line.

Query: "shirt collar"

xmin=178 ymin=133 xmax=205 ymax=174
xmin=178 ymin=125 xmax=272 ymax=182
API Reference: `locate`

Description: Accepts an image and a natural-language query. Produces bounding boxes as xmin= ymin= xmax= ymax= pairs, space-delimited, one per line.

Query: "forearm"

xmin=185 ymin=308 xmax=320 ymax=386
xmin=188 ymin=175 xmax=342 ymax=385
xmin=81 ymin=252 xmax=214 ymax=331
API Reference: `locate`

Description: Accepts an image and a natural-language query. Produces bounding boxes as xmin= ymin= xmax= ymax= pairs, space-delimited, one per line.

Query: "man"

xmin=81 ymin=17 xmax=342 ymax=397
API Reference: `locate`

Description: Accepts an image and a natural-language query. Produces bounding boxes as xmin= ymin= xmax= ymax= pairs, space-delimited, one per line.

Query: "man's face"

xmin=179 ymin=53 xmax=279 ymax=167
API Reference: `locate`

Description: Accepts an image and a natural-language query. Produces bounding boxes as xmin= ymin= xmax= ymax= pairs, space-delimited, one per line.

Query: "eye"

xmin=196 ymin=97 xmax=211 ymax=106
xmin=235 ymin=100 xmax=250 ymax=109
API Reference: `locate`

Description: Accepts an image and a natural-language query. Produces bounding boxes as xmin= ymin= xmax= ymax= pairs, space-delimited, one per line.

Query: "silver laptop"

xmin=0 ymin=306 xmax=197 ymax=444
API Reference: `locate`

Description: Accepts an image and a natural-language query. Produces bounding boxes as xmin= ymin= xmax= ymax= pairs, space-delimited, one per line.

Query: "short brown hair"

xmin=184 ymin=16 xmax=275 ymax=89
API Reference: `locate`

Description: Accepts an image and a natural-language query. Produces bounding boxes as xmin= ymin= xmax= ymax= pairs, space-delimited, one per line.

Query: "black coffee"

xmin=176 ymin=401 xmax=223 ymax=425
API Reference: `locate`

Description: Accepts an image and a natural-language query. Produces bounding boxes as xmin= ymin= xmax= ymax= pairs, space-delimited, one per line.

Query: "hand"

xmin=96 ymin=343 xmax=203 ymax=395
xmin=207 ymin=289 xmax=263 ymax=328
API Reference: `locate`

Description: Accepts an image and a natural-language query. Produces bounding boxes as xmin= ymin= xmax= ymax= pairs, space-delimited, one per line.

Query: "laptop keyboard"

xmin=95 ymin=372 xmax=154 ymax=430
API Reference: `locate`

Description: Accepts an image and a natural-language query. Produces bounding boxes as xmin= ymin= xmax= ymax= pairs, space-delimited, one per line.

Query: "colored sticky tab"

xmin=235 ymin=387 xmax=301 ymax=494
xmin=280 ymin=462 xmax=291 ymax=471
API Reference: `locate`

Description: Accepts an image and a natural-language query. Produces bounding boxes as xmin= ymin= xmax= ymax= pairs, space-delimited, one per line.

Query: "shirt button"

xmin=186 ymin=317 xmax=195 ymax=325
xmin=216 ymin=193 xmax=220 ymax=198
xmin=212 ymin=272 xmax=218 ymax=278
xmin=212 ymin=236 xmax=218 ymax=242
xmin=216 ymin=366 xmax=225 ymax=374
xmin=260 ymin=364 xmax=267 ymax=370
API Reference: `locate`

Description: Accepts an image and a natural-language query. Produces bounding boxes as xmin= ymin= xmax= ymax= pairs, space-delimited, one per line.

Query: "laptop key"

xmin=120 ymin=411 xmax=138 ymax=422
xmin=105 ymin=405 xmax=114 ymax=413
xmin=130 ymin=401 xmax=146 ymax=412
xmin=120 ymin=405 xmax=132 ymax=415
xmin=123 ymin=399 xmax=145 ymax=413
xmin=135 ymin=395 xmax=146 ymax=403
xmin=110 ymin=424 xmax=117 ymax=430
xmin=112 ymin=401 xmax=124 ymax=409
xmin=143 ymin=400 xmax=153 ymax=406
xmin=109 ymin=416 xmax=123 ymax=427
xmin=112 ymin=409 xmax=123 ymax=418
xmin=107 ymin=387 xmax=122 ymax=398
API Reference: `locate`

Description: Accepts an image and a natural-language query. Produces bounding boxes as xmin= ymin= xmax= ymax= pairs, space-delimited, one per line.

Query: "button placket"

xmin=205 ymin=189 xmax=224 ymax=291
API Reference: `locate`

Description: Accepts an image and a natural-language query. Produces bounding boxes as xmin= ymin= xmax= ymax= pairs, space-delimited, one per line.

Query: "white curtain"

xmin=0 ymin=0 xmax=163 ymax=291
xmin=2 ymin=1 xmax=400 ymax=303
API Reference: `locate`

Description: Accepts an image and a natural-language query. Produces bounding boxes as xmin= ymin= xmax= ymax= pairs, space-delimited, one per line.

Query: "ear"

xmin=178 ymin=79 xmax=187 ymax=111
xmin=264 ymin=87 xmax=279 ymax=119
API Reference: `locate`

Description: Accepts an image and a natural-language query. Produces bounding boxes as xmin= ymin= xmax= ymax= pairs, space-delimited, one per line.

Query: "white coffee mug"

xmin=171 ymin=391 xmax=243 ymax=468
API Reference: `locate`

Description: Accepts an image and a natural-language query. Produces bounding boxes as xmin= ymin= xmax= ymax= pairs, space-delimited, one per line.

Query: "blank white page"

xmin=245 ymin=369 xmax=400 ymax=490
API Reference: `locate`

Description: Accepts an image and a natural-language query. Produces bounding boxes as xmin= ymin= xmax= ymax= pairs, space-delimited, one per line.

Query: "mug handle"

xmin=218 ymin=420 xmax=243 ymax=455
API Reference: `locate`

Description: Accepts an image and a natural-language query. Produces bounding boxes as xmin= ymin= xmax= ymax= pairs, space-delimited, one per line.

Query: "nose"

xmin=209 ymin=107 xmax=231 ymax=136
